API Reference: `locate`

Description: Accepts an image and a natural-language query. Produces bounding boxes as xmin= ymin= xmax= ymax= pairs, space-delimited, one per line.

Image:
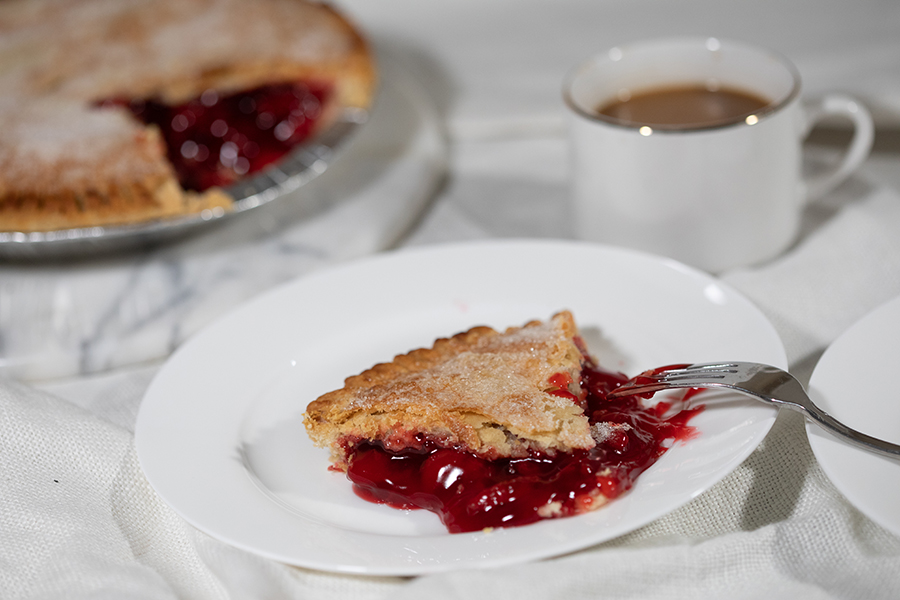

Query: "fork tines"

xmin=655 ymin=362 xmax=740 ymax=382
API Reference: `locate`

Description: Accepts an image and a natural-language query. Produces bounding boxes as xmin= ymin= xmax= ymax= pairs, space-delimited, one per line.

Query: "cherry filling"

xmin=345 ymin=364 xmax=703 ymax=533
xmin=98 ymin=82 xmax=332 ymax=192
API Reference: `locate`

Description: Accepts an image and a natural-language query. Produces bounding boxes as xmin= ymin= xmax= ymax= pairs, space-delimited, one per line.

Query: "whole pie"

xmin=304 ymin=311 xmax=702 ymax=533
xmin=0 ymin=0 xmax=376 ymax=232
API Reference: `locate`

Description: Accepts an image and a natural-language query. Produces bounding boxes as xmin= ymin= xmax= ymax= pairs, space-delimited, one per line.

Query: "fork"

xmin=607 ymin=362 xmax=900 ymax=460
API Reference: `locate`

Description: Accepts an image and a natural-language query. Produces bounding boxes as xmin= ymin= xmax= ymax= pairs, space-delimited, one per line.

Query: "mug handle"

xmin=801 ymin=94 xmax=874 ymax=200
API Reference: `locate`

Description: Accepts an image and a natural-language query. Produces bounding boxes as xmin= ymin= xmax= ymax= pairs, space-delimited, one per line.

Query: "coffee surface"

xmin=597 ymin=85 xmax=770 ymax=129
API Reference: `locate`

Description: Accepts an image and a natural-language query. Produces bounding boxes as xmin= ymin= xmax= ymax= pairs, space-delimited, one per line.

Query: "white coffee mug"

xmin=563 ymin=37 xmax=874 ymax=273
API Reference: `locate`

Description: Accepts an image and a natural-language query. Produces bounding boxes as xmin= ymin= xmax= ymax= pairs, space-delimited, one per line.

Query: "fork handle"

xmin=784 ymin=402 xmax=900 ymax=459
xmin=747 ymin=367 xmax=900 ymax=460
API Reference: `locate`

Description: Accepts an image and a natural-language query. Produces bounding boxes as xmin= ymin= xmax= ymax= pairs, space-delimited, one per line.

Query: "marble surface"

xmin=0 ymin=59 xmax=447 ymax=381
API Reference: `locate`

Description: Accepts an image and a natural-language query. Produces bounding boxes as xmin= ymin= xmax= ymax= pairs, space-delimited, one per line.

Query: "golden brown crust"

xmin=0 ymin=0 xmax=376 ymax=232
xmin=304 ymin=311 xmax=596 ymax=469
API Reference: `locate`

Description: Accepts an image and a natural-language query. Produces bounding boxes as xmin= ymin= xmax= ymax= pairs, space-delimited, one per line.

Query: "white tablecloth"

xmin=4 ymin=1 xmax=900 ymax=598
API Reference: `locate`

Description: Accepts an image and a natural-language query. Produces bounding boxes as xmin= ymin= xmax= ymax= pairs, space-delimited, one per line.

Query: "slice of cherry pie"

xmin=304 ymin=311 xmax=702 ymax=533
xmin=0 ymin=0 xmax=376 ymax=231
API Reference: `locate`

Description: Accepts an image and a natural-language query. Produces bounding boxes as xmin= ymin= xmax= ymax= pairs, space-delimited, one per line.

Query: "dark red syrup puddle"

xmin=345 ymin=362 xmax=703 ymax=533
xmin=98 ymin=82 xmax=331 ymax=191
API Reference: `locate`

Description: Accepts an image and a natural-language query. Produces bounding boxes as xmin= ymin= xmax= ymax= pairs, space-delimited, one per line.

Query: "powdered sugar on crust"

xmin=0 ymin=99 xmax=167 ymax=192
xmin=1 ymin=0 xmax=367 ymax=102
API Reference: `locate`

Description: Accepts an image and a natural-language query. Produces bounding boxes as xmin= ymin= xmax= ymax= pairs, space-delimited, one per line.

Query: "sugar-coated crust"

xmin=0 ymin=0 xmax=376 ymax=231
xmin=304 ymin=311 xmax=597 ymax=469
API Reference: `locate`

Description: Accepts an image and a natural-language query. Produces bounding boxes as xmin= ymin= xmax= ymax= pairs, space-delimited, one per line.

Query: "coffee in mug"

xmin=596 ymin=85 xmax=770 ymax=129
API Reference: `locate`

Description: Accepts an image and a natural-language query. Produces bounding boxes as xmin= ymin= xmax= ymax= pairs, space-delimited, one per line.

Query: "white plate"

xmin=807 ymin=295 xmax=900 ymax=536
xmin=135 ymin=240 xmax=786 ymax=575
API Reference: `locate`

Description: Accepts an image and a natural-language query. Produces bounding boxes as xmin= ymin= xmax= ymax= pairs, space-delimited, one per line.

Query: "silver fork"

xmin=607 ymin=361 xmax=900 ymax=460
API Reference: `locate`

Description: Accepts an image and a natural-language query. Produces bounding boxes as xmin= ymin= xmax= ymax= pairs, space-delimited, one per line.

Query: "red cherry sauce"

xmin=345 ymin=363 xmax=703 ymax=533
xmin=98 ymin=82 xmax=331 ymax=191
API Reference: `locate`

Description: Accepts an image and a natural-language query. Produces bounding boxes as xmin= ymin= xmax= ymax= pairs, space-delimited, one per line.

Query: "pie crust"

xmin=304 ymin=311 xmax=597 ymax=469
xmin=0 ymin=0 xmax=376 ymax=232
